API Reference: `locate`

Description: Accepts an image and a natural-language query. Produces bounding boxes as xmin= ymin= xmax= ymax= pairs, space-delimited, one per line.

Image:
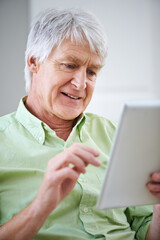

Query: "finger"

xmin=49 ymin=152 xmax=87 ymax=173
xmin=62 ymin=154 xmax=87 ymax=173
xmin=151 ymin=172 xmax=160 ymax=182
xmin=72 ymin=147 xmax=101 ymax=166
xmin=72 ymin=143 xmax=100 ymax=157
xmin=55 ymin=167 xmax=80 ymax=183
xmin=147 ymin=182 xmax=160 ymax=199
xmin=48 ymin=143 xmax=100 ymax=172
xmin=150 ymin=192 xmax=160 ymax=199
xmin=147 ymin=182 xmax=160 ymax=192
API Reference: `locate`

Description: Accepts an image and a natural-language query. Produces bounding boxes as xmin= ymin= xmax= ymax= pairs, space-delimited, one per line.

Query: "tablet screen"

xmin=97 ymin=101 xmax=160 ymax=209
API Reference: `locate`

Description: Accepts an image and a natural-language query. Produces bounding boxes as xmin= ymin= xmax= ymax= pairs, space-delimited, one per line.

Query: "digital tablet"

xmin=97 ymin=101 xmax=160 ymax=209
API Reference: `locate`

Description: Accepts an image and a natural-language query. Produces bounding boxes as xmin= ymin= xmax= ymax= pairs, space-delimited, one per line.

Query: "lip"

xmin=61 ymin=92 xmax=83 ymax=100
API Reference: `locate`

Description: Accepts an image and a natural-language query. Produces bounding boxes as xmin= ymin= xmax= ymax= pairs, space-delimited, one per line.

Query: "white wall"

xmin=29 ymin=0 xmax=160 ymax=122
xmin=0 ymin=0 xmax=28 ymax=116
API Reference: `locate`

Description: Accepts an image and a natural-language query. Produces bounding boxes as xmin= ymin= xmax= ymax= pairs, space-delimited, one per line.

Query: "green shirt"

xmin=0 ymin=97 xmax=152 ymax=240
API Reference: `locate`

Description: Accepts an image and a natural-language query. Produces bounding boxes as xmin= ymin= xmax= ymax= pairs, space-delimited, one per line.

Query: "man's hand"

xmin=147 ymin=171 xmax=160 ymax=198
xmin=146 ymin=171 xmax=160 ymax=240
xmin=35 ymin=143 xmax=100 ymax=214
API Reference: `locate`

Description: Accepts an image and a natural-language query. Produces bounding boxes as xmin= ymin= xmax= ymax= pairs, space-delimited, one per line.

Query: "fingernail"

xmin=95 ymin=151 xmax=100 ymax=156
xmin=95 ymin=159 xmax=101 ymax=166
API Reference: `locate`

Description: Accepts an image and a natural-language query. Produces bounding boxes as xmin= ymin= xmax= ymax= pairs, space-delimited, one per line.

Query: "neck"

xmin=25 ymin=96 xmax=75 ymax=141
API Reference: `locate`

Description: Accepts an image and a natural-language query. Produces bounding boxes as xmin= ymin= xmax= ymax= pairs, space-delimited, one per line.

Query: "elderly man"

xmin=0 ymin=8 xmax=160 ymax=240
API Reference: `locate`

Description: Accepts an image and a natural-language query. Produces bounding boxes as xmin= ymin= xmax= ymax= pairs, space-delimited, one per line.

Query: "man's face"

xmin=30 ymin=40 xmax=102 ymax=120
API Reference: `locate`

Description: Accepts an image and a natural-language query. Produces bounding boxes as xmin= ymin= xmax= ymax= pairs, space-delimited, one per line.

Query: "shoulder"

xmin=84 ymin=112 xmax=116 ymax=140
xmin=84 ymin=112 xmax=116 ymax=131
xmin=0 ymin=112 xmax=17 ymax=132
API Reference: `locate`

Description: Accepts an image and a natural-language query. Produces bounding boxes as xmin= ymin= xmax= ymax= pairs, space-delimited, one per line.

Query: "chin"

xmin=63 ymin=114 xmax=80 ymax=121
xmin=60 ymin=111 xmax=82 ymax=121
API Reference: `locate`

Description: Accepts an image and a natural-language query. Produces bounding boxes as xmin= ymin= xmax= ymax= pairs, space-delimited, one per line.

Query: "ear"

xmin=27 ymin=56 xmax=39 ymax=73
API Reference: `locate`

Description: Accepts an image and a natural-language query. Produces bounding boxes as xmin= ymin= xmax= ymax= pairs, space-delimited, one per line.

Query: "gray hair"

xmin=24 ymin=8 xmax=108 ymax=93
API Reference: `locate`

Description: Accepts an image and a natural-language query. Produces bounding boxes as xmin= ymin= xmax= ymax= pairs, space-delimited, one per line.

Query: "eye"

xmin=87 ymin=69 xmax=97 ymax=81
xmin=60 ymin=63 xmax=78 ymax=72
xmin=65 ymin=64 xmax=76 ymax=69
xmin=87 ymin=70 xmax=96 ymax=76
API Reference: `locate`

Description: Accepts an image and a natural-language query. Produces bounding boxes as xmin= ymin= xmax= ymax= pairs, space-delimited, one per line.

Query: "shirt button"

xmin=83 ymin=207 xmax=89 ymax=213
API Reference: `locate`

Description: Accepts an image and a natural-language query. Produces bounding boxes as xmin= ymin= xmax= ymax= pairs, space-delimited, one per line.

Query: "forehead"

xmin=49 ymin=40 xmax=103 ymax=67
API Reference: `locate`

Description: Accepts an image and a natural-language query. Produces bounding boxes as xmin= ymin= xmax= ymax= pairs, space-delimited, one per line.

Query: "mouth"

xmin=61 ymin=92 xmax=81 ymax=100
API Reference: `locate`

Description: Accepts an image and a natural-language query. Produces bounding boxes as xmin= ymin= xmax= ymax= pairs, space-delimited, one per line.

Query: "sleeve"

xmin=125 ymin=205 xmax=153 ymax=240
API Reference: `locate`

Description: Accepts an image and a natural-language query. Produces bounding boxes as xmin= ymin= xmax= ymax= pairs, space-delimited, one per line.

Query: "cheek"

xmin=86 ymin=83 xmax=95 ymax=99
xmin=48 ymin=71 xmax=71 ymax=90
xmin=40 ymin=75 xmax=60 ymax=95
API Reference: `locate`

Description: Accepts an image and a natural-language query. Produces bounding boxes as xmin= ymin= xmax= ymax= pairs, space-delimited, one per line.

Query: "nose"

xmin=71 ymin=68 xmax=87 ymax=90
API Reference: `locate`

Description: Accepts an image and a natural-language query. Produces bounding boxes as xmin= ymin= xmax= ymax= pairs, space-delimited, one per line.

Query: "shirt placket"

xmin=78 ymin=173 xmax=99 ymax=236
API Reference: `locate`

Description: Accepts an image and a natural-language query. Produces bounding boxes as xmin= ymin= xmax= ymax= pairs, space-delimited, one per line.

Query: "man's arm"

xmin=0 ymin=143 xmax=100 ymax=240
xmin=146 ymin=172 xmax=160 ymax=240
xmin=0 ymin=198 xmax=49 ymax=240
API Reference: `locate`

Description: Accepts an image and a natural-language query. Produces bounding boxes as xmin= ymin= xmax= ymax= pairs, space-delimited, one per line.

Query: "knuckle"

xmin=87 ymin=154 xmax=95 ymax=162
xmin=72 ymin=143 xmax=80 ymax=149
xmin=64 ymin=167 xmax=74 ymax=177
xmin=66 ymin=151 xmax=74 ymax=160
xmin=66 ymin=168 xmax=73 ymax=174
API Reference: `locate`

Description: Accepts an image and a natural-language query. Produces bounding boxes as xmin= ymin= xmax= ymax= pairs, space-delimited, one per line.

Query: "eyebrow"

xmin=89 ymin=63 xmax=104 ymax=70
xmin=60 ymin=55 xmax=103 ymax=69
xmin=60 ymin=55 xmax=83 ymax=64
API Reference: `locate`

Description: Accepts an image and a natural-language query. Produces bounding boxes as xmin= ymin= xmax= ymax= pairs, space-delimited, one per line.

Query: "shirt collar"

xmin=15 ymin=96 xmax=45 ymax=144
xmin=15 ymin=96 xmax=86 ymax=144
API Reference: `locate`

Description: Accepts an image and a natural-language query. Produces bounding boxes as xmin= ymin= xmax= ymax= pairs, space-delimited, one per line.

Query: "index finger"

xmin=71 ymin=143 xmax=100 ymax=157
